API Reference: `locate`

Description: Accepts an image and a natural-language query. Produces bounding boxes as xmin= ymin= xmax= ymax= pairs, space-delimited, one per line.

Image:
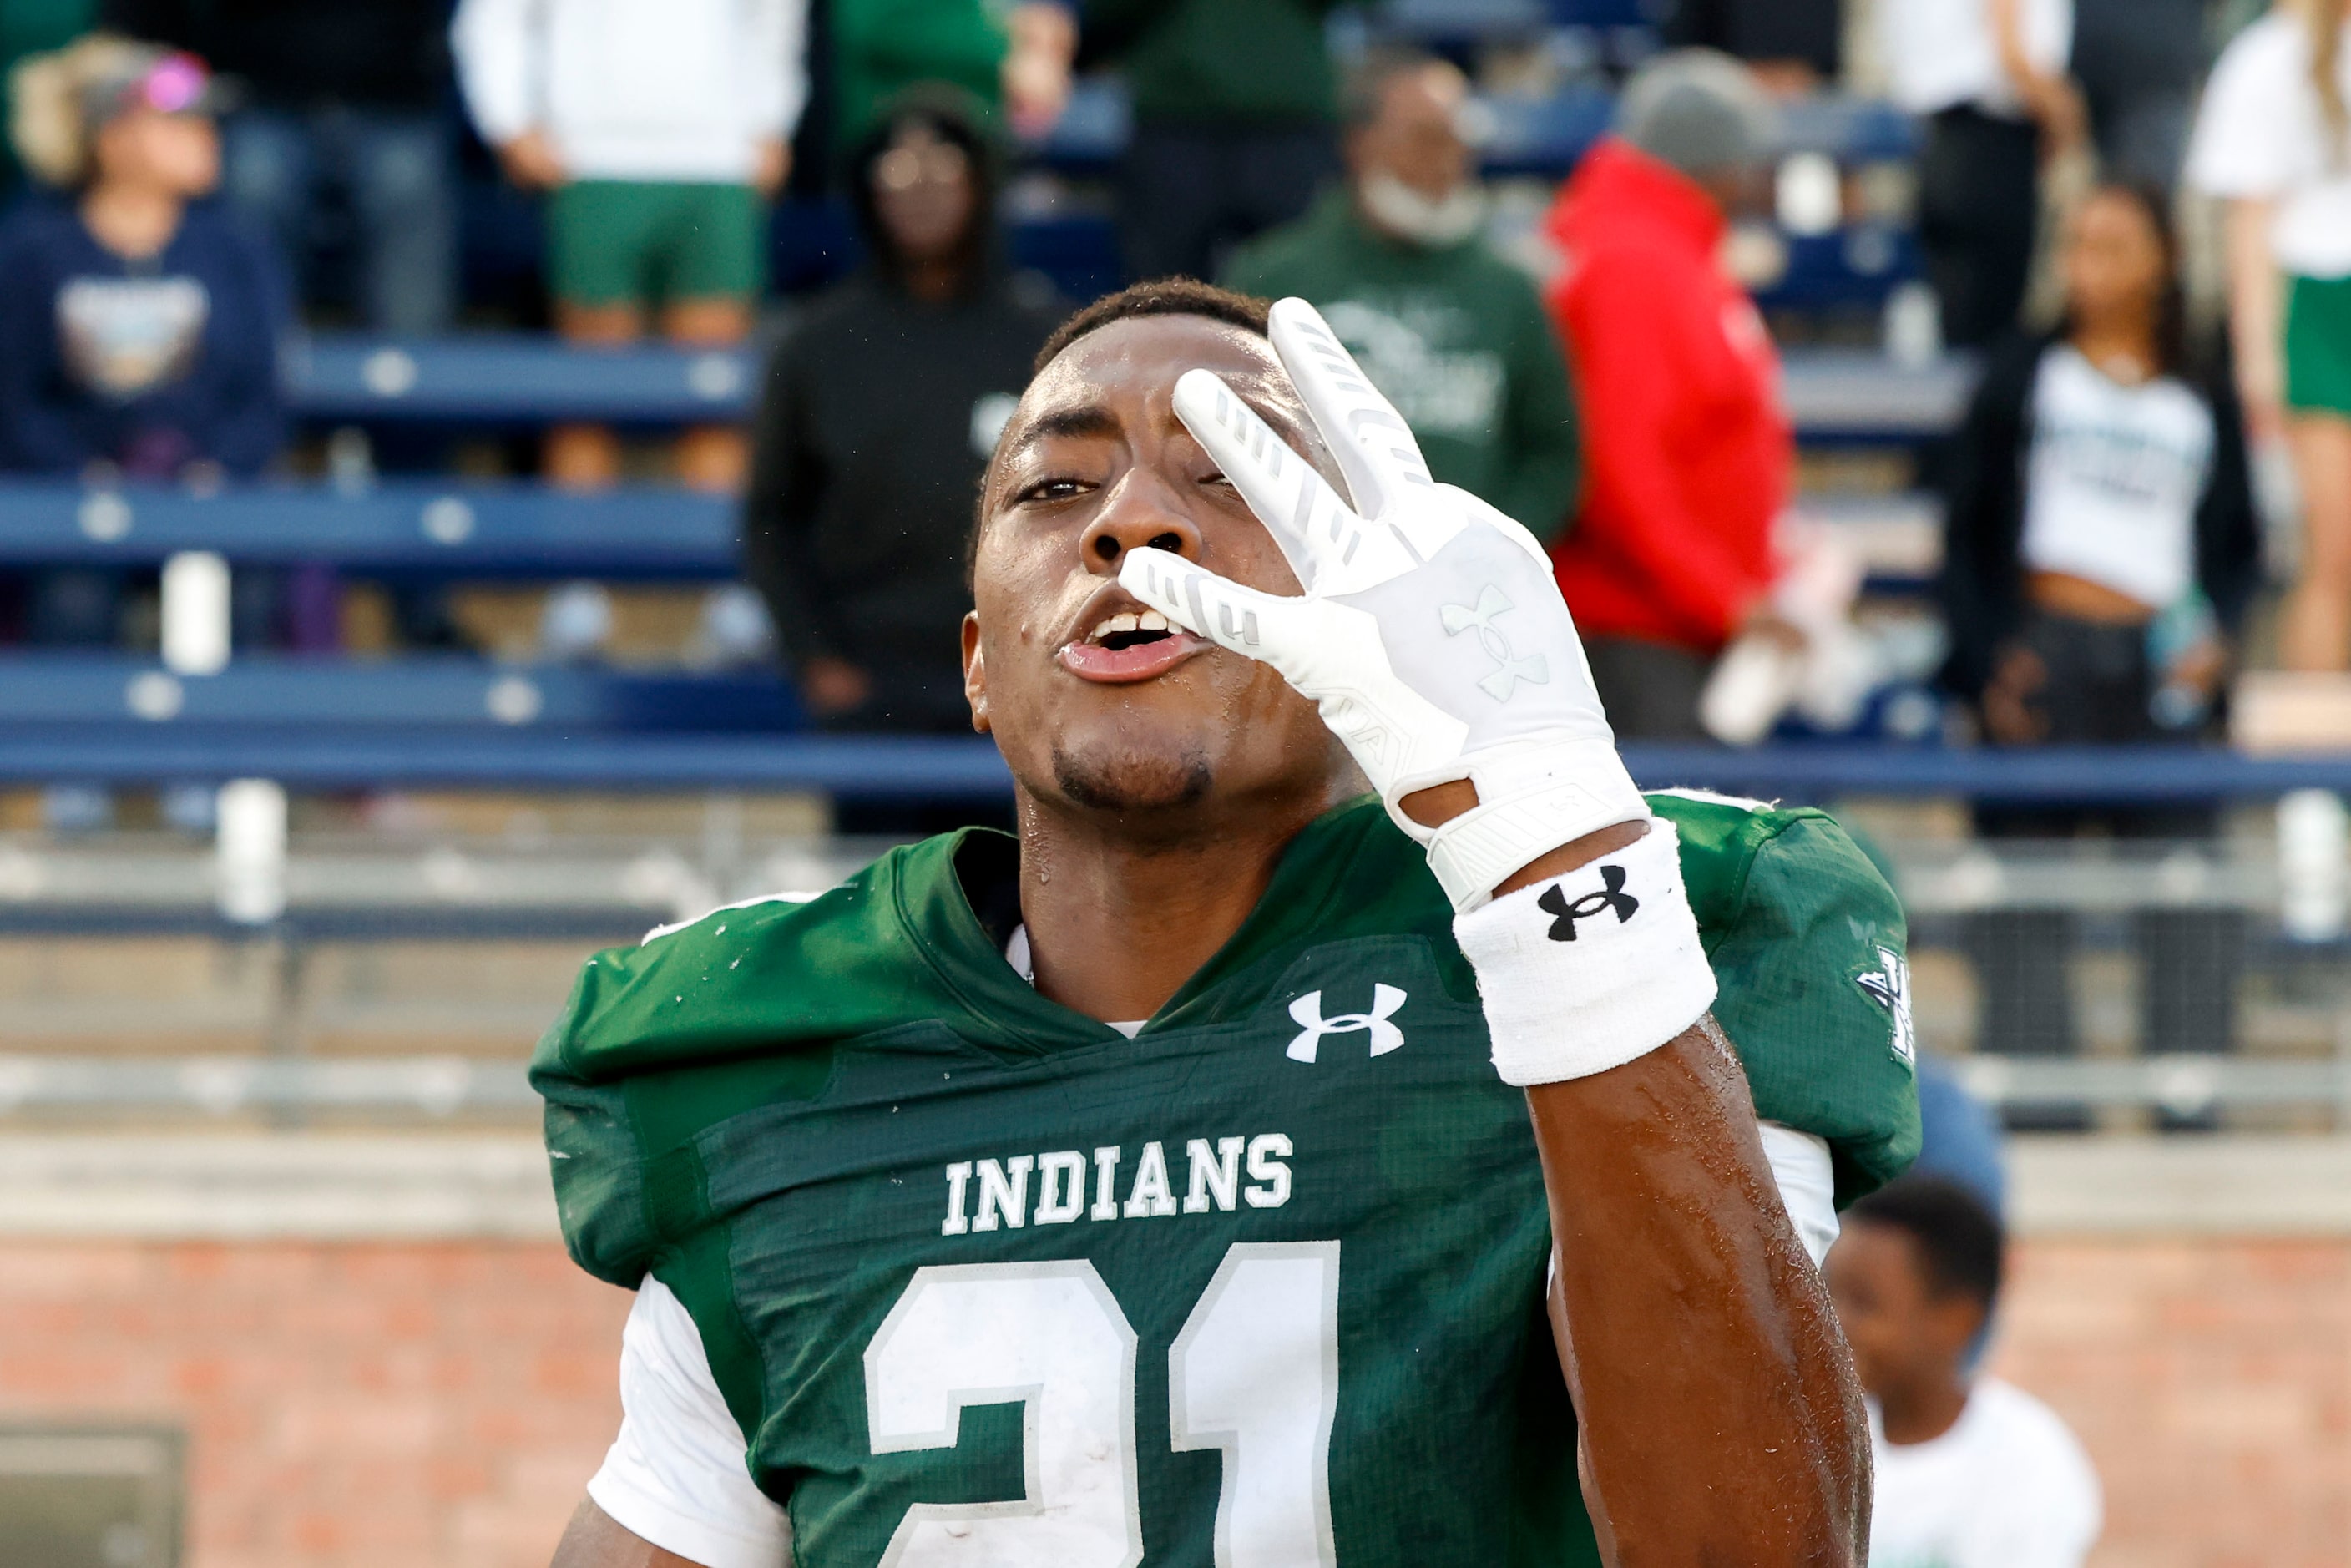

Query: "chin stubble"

xmin=1049 ymin=741 xmax=1216 ymax=813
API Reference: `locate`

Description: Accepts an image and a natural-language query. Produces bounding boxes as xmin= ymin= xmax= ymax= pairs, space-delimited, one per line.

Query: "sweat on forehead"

xmin=985 ymin=314 xmax=1306 ymax=485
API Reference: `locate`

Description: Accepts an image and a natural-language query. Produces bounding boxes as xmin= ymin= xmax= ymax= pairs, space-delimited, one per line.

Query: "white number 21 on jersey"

xmin=864 ymin=1242 xmax=1341 ymax=1567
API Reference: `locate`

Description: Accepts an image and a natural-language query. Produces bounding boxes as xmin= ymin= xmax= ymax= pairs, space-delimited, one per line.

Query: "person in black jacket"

xmin=741 ymin=86 xmax=1059 ymax=739
xmin=1938 ymin=181 xmax=2260 ymax=1121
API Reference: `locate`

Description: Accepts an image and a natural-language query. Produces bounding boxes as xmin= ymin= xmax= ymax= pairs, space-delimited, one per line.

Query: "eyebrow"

xmin=999 ymin=403 xmax=1122 ymax=466
xmin=993 ymin=381 xmax=1312 ymax=488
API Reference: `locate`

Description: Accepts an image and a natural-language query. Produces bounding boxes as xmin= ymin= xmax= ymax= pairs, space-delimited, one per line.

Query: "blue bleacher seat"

xmin=0 ymin=479 xmax=736 ymax=579
xmin=0 ymin=707 xmax=2338 ymax=806
xmin=1008 ymin=216 xmax=1123 ymax=307
xmin=1755 ymin=226 xmax=1924 ymax=313
xmin=286 ymin=335 xmax=756 ymax=426
xmin=0 ymin=655 xmax=802 ymax=731
xmin=272 ymin=336 xmax=1979 ymax=443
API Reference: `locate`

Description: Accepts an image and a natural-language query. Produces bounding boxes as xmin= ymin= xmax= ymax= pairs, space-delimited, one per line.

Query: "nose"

xmin=1078 ymin=473 xmax=1201 ymax=577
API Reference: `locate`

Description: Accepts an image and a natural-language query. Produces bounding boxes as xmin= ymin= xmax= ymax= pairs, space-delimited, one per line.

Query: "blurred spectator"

xmin=2188 ymin=0 xmax=2351 ymax=670
xmin=1828 ymin=1176 xmax=2102 ymax=1568
xmin=1657 ymin=0 xmax=1843 ymax=96
xmin=1939 ymin=184 xmax=2257 ymax=1105
xmin=1941 ymin=185 xmax=2259 ymax=745
xmin=1881 ymin=0 xmax=2084 ymax=348
xmin=1082 ymin=0 xmax=1344 ymax=282
xmin=0 ymin=38 xmax=284 ymax=480
xmin=452 ymin=0 xmax=807 ymax=492
xmin=1221 ymin=50 xmax=1580 ymax=538
xmin=0 ymin=0 xmax=96 ymax=195
xmin=100 ymin=0 xmax=458 ymax=335
xmin=831 ymin=0 xmax=1074 ymax=149
xmin=0 ymin=36 xmax=289 ymax=646
xmin=1914 ymin=1054 xmax=2009 ymax=1216
xmin=741 ymin=89 xmax=1057 ymax=732
xmin=2070 ymin=0 xmax=2207 ymax=188
xmin=1540 ymin=51 xmax=1790 ymax=739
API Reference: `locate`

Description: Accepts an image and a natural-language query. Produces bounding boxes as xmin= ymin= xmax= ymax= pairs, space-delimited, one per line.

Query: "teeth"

xmin=1087 ymin=609 xmax=1175 ymax=643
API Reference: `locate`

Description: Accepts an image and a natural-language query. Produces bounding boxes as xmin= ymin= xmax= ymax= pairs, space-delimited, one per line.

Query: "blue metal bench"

xmin=274 ymin=336 xmax=1973 ymax=443
xmin=0 ymin=654 xmax=801 ymax=731
xmin=0 ymin=660 xmax=2342 ymax=808
xmin=0 ymin=479 xmax=734 ymax=578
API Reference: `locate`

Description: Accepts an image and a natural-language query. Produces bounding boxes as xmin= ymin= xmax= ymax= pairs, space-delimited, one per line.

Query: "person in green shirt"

xmin=1223 ymin=49 xmax=1583 ymax=541
xmin=1083 ymin=0 xmax=1346 ymax=280
xmin=831 ymin=0 xmax=1075 ymax=153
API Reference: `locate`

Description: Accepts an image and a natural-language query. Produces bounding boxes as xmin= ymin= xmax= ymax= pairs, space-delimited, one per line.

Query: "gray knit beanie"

xmin=1616 ymin=49 xmax=1777 ymax=176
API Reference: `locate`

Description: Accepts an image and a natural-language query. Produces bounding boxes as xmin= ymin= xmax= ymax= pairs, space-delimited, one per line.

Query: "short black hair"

xmin=1845 ymin=1175 xmax=2005 ymax=1310
xmin=1032 ymin=278 xmax=1272 ymax=377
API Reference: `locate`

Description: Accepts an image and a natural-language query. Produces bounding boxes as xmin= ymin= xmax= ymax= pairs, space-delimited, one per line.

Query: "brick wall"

xmin=1995 ymin=1237 xmax=2351 ymax=1568
xmin=0 ymin=1237 xmax=2340 ymax=1567
xmin=0 ymin=1242 xmax=628 ymax=1568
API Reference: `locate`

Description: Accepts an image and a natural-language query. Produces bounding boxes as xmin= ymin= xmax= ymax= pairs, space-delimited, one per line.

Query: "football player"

xmin=540 ymin=283 xmax=1919 ymax=1568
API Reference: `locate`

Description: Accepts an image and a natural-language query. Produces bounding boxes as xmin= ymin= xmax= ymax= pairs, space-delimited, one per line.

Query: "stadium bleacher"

xmin=0 ymin=51 xmax=2338 ymax=1143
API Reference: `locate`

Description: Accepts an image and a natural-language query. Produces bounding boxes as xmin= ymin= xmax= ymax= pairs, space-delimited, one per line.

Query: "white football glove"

xmin=1119 ymin=297 xmax=1650 ymax=913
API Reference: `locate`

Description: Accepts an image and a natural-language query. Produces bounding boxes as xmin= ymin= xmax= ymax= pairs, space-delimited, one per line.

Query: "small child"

xmin=1828 ymin=1176 xmax=2102 ymax=1568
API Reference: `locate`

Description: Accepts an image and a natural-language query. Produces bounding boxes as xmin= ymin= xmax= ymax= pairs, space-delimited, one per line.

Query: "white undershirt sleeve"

xmin=1757 ymin=1122 xmax=1840 ymax=1268
xmin=588 ymin=1277 xmax=794 ymax=1568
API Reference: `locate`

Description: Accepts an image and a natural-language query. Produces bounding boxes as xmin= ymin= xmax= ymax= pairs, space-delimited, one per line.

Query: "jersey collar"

xmin=898 ymin=795 xmax=1447 ymax=1052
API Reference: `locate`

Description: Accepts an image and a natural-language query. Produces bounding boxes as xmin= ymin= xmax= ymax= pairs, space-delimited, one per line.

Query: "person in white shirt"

xmin=1880 ymin=0 xmax=2085 ymax=346
xmin=1936 ymin=182 xmax=2260 ymax=1100
xmin=2188 ymin=0 xmax=2351 ymax=670
xmin=451 ymin=0 xmax=808 ymax=493
xmin=1828 ymin=1175 xmax=2102 ymax=1568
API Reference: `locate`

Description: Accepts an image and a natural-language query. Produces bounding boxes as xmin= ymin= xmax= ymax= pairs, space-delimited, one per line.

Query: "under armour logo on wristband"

xmin=1441 ymin=585 xmax=1550 ymax=702
xmin=1539 ymin=867 xmax=1639 ymax=942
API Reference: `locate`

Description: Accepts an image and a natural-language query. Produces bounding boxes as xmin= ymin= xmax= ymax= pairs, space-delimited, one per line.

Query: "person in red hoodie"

xmin=1544 ymin=51 xmax=1791 ymax=739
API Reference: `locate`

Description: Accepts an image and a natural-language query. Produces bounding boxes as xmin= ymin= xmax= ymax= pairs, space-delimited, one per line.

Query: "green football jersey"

xmin=535 ymin=792 xmax=1919 ymax=1567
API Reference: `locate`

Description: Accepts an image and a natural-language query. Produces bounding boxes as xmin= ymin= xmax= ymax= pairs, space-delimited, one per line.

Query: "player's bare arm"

xmin=1102 ymin=299 xmax=1868 ymax=1562
xmin=552 ymin=1498 xmax=698 ymax=1568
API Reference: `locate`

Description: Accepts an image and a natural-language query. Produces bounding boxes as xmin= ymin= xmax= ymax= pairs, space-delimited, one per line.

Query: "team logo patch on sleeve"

xmin=1855 ymin=946 xmax=1916 ymax=1067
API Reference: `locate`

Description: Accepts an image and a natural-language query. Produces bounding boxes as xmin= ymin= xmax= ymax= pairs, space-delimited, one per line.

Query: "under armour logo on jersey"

xmin=1285 ymin=984 xmax=1407 ymax=1063
xmin=1441 ymin=585 xmax=1550 ymax=702
xmin=1855 ymin=946 xmax=1916 ymax=1066
xmin=1539 ymin=867 xmax=1639 ymax=942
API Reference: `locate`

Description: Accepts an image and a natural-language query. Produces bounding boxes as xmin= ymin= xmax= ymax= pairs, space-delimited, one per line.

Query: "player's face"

xmin=964 ymin=315 xmax=1352 ymax=821
xmin=1823 ymin=1221 xmax=1984 ymax=1399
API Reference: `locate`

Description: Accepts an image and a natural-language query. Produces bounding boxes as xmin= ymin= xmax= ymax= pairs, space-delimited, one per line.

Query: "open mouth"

xmin=1059 ymin=607 xmax=1208 ymax=683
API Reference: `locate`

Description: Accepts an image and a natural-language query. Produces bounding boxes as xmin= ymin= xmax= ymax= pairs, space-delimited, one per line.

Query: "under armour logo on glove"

xmin=1539 ymin=867 xmax=1639 ymax=942
xmin=1285 ymin=984 xmax=1407 ymax=1063
xmin=1440 ymin=585 xmax=1550 ymax=702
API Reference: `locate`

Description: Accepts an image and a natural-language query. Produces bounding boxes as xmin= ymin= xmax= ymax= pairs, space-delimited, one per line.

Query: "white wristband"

xmin=1452 ymin=819 xmax=1720 ymax=1087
